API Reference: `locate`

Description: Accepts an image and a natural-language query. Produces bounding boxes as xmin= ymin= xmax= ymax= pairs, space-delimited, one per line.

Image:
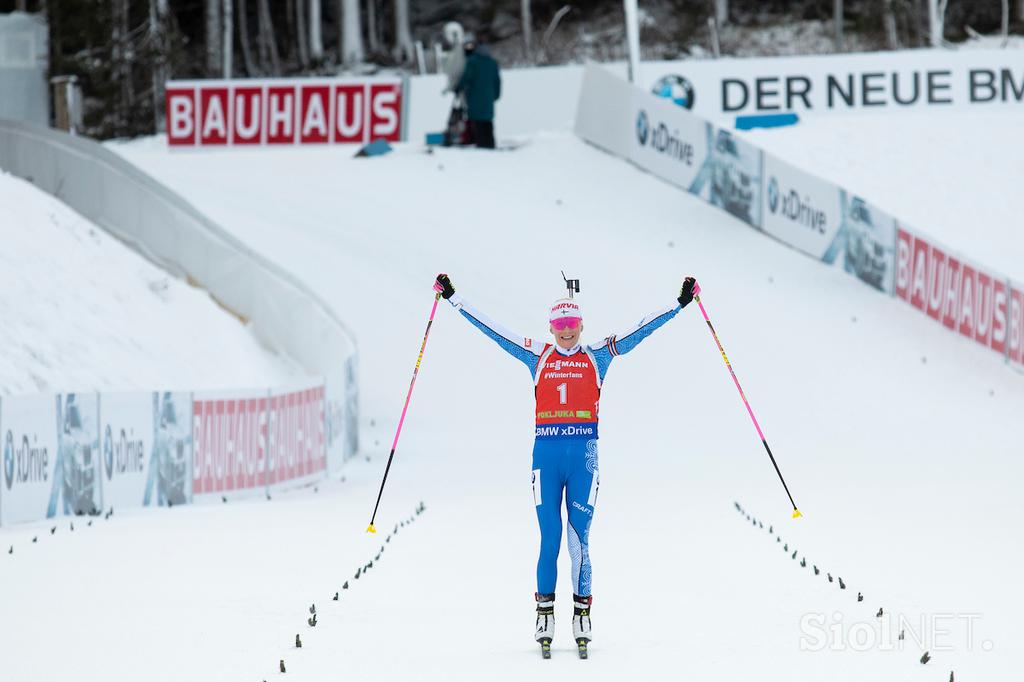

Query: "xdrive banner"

xmin=99 ymin=392 xmax=193 ymax=510
xmin=575 ymin=63 xmax=1019 ymax=369
xmin=165 ymin=76 xmax=403 ymax=147
xmin=0 ymin=382 xmax=332 ymax=525
xmin=638 ymin=49 xmax=1024 ymax=124
xmin=1 ymin=394 xmax=102 ymax=525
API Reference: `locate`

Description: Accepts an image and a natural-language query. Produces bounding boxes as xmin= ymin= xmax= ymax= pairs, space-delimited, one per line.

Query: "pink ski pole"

xmin=692 ymin=286 xmax=802 ymax=519
xmin=367 ymin=292 xmax=442 ymax=533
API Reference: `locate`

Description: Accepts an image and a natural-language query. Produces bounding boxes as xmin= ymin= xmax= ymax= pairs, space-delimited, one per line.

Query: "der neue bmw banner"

xmin=639 ymin=49 xmax=1024 ymax=124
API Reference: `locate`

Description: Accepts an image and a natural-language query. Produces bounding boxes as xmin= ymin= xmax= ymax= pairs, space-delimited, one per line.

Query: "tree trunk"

xmin=206 ymin=0 xmax=222 ymax=75
xmin=912 ymin=0 xmax=925 ymax=46
xmin=521 ymin=0 xmax=532 ymax=61
xmin=393 ymin=0 xmax=413 ymax=63
xmin=366 ymin=0 xmax=380 ymax=53
xmin=237 ymin=0 xmax=258 ymax=75
xmin=150 ymin=0 xmax=169 ymax=131
xmin=714 ymin=0 xmax=728 ymax=26
xmin=1000 ymin=0 xmax=1009 ymax=43
xmin=15 ymin=0 xmax=27 ymax=11
xmin=928 ymin=0 xmax=948 ymax=47
xmin=926 ymin=0 xmax=935 ymax=44
xmin=295 ymin=0 xmax=310 ymax=68
xmin=257 ymin=0 xmax=281 ymax=75
xmin=341 ymin=0 xmax=365 ymax=65
xmin=309 ymin=0 xmax=323 ymax=61
xmin=223 ymin=0 xmax=234 ymax=77
xmin=883 ymin=0 xmax=899 ymax=49
xmin=1018 ymin=0 xmax=1024 ymax=23
xmin=285 ymin=0 xmax=296 ymax=62
xmin=833 ymin=0 xmax=843 ymax=49
xmin=113 ymin=0 xmax=132 ymax=129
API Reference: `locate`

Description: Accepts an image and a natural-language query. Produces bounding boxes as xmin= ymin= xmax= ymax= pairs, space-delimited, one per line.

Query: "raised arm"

xmin=435 ymin=274 xmax=541 ymax=374
xmin=588 ymin=277 xmax=698 ymax=379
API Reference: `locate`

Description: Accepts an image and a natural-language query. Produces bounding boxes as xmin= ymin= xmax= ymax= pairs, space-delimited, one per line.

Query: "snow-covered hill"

xmin=0 ymin=171 xmax=301 ymax=393
xmin=0 ymin=131 xmax=1018 ymax=682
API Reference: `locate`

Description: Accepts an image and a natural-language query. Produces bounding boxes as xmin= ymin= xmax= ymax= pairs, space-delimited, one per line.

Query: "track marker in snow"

xmin=734 ymin=502 xmax=954 ymax=673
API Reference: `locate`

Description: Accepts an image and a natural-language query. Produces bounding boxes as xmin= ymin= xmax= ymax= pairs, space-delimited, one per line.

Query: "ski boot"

xmin=535 ymin=592 xmax=555 ymax=659
xmin=573 ymin=594 xmax=592 ymax=659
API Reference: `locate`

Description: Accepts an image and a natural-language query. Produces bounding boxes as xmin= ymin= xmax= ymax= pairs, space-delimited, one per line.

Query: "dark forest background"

xmin=2 ymin=0 xmax=1021 ymax=138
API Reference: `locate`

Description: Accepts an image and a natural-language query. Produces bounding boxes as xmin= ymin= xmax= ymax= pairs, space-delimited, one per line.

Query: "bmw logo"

xmin=767 ymin=177 xmax=780 ymax=213
xmin=636 ymin=110 xmax=650 ymax=146
xmin=103 ymin=424 xmax=114 ymax=480
xmin=652 ymin=74 xmax=696 ymax=110
xmin=3 ymin=431 xmax=14 ymax=490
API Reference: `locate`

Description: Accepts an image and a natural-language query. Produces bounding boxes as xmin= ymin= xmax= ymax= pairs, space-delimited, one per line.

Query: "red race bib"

xmin=534 ymin=345 xmax=601 ymax=434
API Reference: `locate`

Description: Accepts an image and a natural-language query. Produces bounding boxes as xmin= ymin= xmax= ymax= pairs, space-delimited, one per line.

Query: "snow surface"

xmin=0 ymin=170 xmax=302 ymax=394
xmin=1 ymin=132 xmax=1019 ymax=681
xmin=740 ymin=110 xmax=1024 ymax=278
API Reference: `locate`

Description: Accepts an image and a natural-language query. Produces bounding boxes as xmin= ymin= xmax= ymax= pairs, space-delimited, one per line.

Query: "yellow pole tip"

xmin=792 ymin=509 xmax=803 ymax=519
xmin=366 ymin=524 xmax=377 ymax=534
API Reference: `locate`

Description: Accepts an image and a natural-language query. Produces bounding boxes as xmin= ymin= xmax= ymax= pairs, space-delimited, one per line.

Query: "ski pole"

xmin=692 ymin=288 xmax=802 ymax=519
xmin=366 ymin=292 xmax=442 ymax=533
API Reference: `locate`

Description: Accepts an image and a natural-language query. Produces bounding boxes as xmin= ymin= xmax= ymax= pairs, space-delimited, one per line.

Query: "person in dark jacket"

xmin=456 ymin=41 xmax=501 ymax=149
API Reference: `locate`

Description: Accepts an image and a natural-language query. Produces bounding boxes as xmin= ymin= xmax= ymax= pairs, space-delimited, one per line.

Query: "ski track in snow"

xmin=0 ymin=131 xmax=1019 ymax=681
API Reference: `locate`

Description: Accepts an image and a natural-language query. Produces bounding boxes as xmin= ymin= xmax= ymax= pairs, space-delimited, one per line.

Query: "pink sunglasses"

xmin=551 ymin=317 xmax=581 ymax=331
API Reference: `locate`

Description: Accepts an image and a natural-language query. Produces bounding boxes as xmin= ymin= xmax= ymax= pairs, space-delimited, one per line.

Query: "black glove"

xmin=434 ymin=273 xmax=455 ymax=300
xmin=678 ymin=276 xmax=698 ymax=308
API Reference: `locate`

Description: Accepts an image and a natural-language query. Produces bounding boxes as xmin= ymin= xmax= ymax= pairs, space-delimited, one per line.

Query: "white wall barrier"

xmin=0 ymin=119 xmax=360 ymax=480
xmin=0 ymin=382 xmax=327 ymax=525
xmin=574 ymin=63 xmax=1021 ymax=371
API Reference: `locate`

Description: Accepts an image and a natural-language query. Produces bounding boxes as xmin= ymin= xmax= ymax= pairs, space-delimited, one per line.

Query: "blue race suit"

xmin=447 ymin=293 xmax=680 ymax=596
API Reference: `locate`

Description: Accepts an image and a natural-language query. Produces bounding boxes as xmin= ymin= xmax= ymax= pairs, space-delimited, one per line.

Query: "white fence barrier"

xmin=0 ymin=382 xmax=329 ymax=525
xmin=0 ymin=120 xmax=362 ymax=525
xmin=574 ymin=63 xmax=1023 ymax=371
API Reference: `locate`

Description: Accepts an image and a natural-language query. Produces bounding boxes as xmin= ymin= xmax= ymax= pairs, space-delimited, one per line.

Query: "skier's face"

xmin=550 ymin=321 xmax=582 ymax=349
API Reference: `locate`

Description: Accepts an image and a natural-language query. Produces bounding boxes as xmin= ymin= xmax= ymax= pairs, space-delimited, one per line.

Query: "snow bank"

xmin=33 ymin=131 xmax=1010 ymax=682
xmin=0 ymin=171 xmax=301 ymax=394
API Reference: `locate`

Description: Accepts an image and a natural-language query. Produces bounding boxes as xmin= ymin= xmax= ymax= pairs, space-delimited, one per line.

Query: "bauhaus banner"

xmin=165 ymin=76 xmax=404 ymax=147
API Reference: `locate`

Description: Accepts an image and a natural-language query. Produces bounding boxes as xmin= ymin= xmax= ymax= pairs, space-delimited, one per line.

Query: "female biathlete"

xmin=432 ymin=273 xmax=698 ymax=658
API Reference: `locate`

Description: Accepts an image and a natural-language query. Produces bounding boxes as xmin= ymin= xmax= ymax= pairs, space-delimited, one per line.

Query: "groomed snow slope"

xmin=0 ymin=171 xmax=301 ymax=393
xmin=741 ymin=110 xmax=1024 ymax=278
xmin=0 ymin=133 xmax=1018 ymax=682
